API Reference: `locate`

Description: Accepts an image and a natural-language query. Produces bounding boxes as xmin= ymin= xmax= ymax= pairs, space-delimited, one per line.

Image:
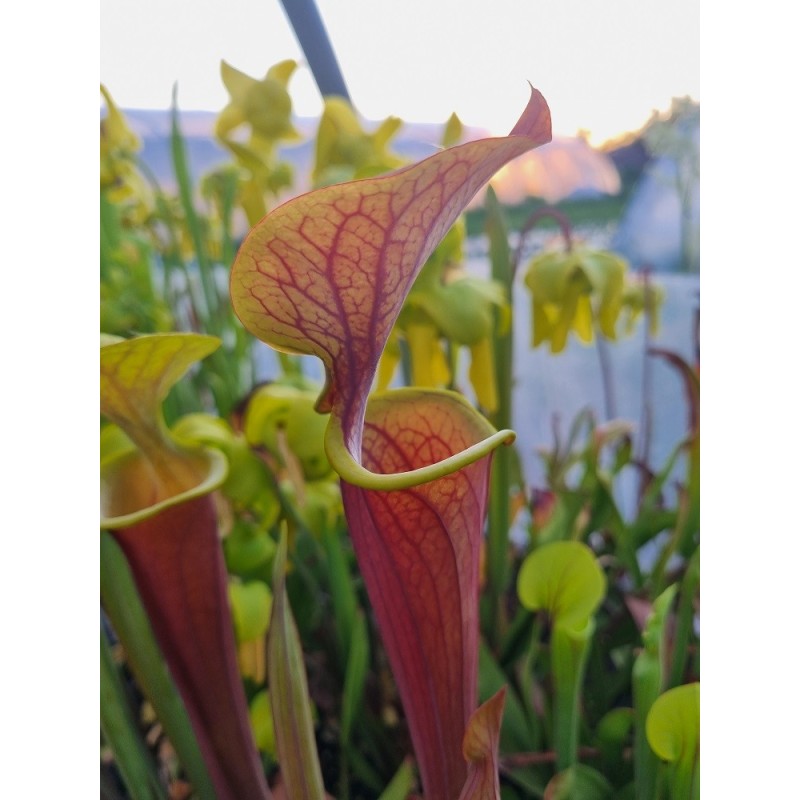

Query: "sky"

xmin=100 ymin=0 xmax=699 ymax=146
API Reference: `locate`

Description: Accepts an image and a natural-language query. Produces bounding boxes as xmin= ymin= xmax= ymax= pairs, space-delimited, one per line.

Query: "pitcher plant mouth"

xmin=101 ymin=446 xmax=228 ymax=529
xmin=100 ymin=332 xmax=230 ymax=528
xmin=323 ymin=387 xmax=516 ymax=491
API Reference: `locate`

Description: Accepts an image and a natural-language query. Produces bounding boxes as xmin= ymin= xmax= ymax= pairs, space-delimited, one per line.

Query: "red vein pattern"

xmin=341 ymin=392 xmax=494 ymax=800
xmin=231 ymin=88 xmax=551 ymax=455
xmin=231 ymin=89 xmax=552 ymax=798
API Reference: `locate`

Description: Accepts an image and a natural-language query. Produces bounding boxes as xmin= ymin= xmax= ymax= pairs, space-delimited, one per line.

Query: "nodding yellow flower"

xmin=377 ymin=220 xmax=508 ymax=413
xmin=216 ymin=59 xmax=300 ymax=146
xmin=523 ymin=248 xmax=628 ymax=353
xmin=313 ymin=96 xmax=404 ymax=187
xmin=405 ymin=311 xmax=452 ymax=389
xmin=100 ymin=84 xmax=140 ymax=188
xmin=215 ymin=60 xmax=300 ymax=226
xmin=100 ymin=85 xmax=152 ymax=220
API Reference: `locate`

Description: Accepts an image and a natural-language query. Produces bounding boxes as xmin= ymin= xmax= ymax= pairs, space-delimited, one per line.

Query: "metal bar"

xmin=279 ymin=0 xmax=351 ymax=101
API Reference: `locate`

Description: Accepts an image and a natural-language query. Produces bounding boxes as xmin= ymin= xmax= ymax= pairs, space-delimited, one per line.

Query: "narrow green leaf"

xmin=100 ymin=619 xmax=168 ymax=800
xmin=669 ymin=548 xmax=700 ymax=688
xmin=341 ymin=610 xmax=370 ymax=747
xmin=377 ymin=758 xmax=416 ymax=800
xmin=170 ymin=86 xmax=218 ymax=326
xmin=633 ymin=585 xmax=678 ymax=800
xmin=267 ymin=528 xmax=325 ymax=799
xmin=478 ymin=640 xmax=545 ymax=794
xmin=348 ymin=746 xmax=387 ymax=793
xmin=100 ymin=532 xmax=216 ymax=800
xmin=319 ymin=523 xmax=358 ymax=668
xmin=478 ymin=641 xmax=533 ymax=753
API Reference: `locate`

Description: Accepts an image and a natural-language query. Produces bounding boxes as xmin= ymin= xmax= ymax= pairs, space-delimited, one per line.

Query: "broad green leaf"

xmin=340 ymin=610 xmax=370 ymax=747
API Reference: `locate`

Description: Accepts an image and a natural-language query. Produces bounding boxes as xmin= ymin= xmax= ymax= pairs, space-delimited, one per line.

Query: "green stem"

xmin=637 ymin=269 xmax=655 ymax=470
xmin=511 ymin=206 xmax=574 ymax=280
xmin=484 ymin=187 xmax=515 ymax=643
xmin=594 ymin=326 xmax=616 ymax=421
xmin=668 ymin=549 xmax=700 ymax=688
xmin=633 ymin=650 xmax=662 ymax=800
xmin=551 ymin=620 xmax=594 ymax=772
xmin=519 ymin=614 xmax=544 ymax=753
xmin=170 ymin=88 xmax=245 ymax=415
xmin=320 ymin=521 xmax=358 ymax=669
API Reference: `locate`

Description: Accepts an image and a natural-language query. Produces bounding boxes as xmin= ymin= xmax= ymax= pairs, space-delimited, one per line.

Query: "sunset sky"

xmin=100 ymin=0 xmax=699 ymax=145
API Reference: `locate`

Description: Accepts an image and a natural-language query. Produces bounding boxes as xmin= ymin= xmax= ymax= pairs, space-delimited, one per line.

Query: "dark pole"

xmin=278 ymin=0 xmax=351 ymax=102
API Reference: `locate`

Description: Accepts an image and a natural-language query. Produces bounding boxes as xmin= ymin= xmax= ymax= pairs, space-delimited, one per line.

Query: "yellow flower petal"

xmin=468 ymin=338 xmax=498 ymax=413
